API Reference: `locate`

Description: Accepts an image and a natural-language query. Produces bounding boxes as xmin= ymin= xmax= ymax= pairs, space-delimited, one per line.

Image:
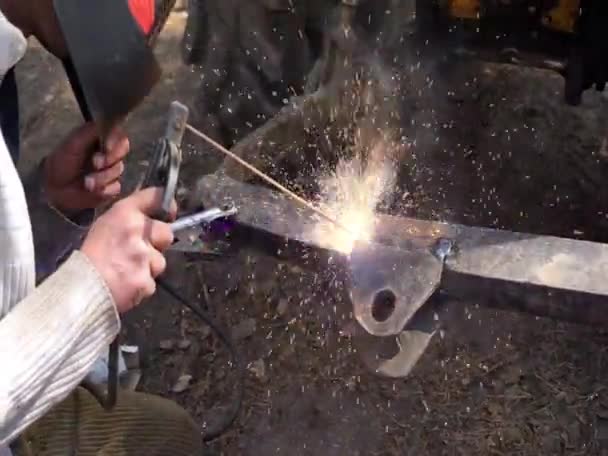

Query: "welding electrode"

xmin=184 ymin=124 xmax=355 ymax=237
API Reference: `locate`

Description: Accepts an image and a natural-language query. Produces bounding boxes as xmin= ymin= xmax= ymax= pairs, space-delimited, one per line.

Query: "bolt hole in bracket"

xmin=371 ymin=289 xmax=397 ymax=322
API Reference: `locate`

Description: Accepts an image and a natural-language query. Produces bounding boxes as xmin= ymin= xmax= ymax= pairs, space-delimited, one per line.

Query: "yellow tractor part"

xmin=542 ymin=0 xmax=580 ymax=33
xmin=447 ymin=0 xmax=480 ymax=19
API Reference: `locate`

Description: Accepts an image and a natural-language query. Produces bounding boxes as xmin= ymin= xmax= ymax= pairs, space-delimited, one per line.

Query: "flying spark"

xmin=311 ymin=141 xmax=397 ymax=254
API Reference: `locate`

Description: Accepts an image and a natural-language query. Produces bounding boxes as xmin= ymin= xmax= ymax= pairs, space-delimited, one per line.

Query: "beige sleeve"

xmin=0 ymin=251 xmax=120 ymax=446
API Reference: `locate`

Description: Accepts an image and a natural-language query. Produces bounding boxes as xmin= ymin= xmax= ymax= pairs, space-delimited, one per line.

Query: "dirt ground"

xmin=15 ymin=11 xmax=608 ymax=456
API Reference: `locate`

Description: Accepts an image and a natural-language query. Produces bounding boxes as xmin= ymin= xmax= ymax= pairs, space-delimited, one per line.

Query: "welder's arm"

xmin=0 ymin=250 xmax=119 ymax=446
xmin=22 ymin=161 xmax=94 ymax=282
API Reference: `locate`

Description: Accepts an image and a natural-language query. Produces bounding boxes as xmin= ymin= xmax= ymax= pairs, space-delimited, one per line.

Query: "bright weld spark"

xmin=311 ymin=142 xmax=397 ymax=255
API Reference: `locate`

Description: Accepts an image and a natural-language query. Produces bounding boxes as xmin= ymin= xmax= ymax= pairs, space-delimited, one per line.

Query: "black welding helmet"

xmin=54 ymin=0 xmax=176 ymax=137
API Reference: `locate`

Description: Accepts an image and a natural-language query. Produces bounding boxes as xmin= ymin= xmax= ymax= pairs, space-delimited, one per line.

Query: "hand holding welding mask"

xmin=81 ymin=187 xmax=177 ymax=313
xmin=43 ymin=123 xmax=129 ymax=213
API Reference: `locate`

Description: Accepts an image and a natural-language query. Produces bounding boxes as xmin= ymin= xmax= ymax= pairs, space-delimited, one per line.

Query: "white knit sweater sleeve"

xmin=0 ymin=130 xmax=120 ymax=445
xmin=0 ymin=252 xmax=120 ymax=445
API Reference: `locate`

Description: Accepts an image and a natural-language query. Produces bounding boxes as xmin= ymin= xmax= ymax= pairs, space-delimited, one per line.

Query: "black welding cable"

xmin=156 ymin=277 xmax=244 ymax=443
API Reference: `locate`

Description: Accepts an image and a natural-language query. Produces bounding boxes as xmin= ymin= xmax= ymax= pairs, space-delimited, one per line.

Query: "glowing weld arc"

xmin=185 ymin=123 xmax=354 ymax=236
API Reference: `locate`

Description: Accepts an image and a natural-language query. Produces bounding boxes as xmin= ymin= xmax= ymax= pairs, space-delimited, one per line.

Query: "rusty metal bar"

xmin=194 ymin=173 xmax=608 ymax=329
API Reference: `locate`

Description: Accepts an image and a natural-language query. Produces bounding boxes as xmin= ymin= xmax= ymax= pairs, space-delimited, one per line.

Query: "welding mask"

xmin=54 ymin=0 xmax=176 ymax=137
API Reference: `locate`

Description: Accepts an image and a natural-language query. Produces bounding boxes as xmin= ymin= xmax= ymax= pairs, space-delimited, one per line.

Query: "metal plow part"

xmin=192 ymin=173 xmax=608 ymax=377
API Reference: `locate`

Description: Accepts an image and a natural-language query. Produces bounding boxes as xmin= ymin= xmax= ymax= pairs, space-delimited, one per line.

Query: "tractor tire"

xmin=186 ymin=0 xmax=400 ymax=152
xmin=415 ymin=0 xmax=439 ymax=35
xmin=181 ymin=0 xmax=208 ymax=65
xmin=187 ymin=0 xmax=334 ymax=149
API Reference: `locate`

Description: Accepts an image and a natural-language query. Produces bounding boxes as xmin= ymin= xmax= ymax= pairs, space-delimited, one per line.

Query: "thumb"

xmin=127 ymin=187 xmax=178 ymax=218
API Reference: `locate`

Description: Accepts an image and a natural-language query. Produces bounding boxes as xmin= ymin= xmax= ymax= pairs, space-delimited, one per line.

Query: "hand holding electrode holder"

xmin=105 ymin=101 xmax=238 ymax=410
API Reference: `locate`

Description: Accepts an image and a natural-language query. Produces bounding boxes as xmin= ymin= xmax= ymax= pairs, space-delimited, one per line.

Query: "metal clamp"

xmin=143 ymin=101 xmax=190 ymax=220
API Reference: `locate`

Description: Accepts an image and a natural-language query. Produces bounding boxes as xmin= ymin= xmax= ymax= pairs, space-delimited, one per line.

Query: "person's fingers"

xmin=140 ymin=276 xmax=157 ymax=301
xmin=98 ymin=180 xmax=122 ymax=198
xmin=128 ymin=187 xmax=177 ymax=216
xmin=95 ymin=128 xmax=130 ymax=169
xmin=105 ymin=126 xmax=128 ymax=152
xmin=64 ymin=122 xmax=99 ymax=157
xmin=85 ymin=161 xmax=125 ymax=191
xmin=146 ymin=218 xmax=175 ymax=251
xmin=109 ymin=136 xmax=129 ymax=164
xmin=90 ymin=127 xmax=128 ymax=170
xmin=149 ymin=248 xmax=167 ymax=278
